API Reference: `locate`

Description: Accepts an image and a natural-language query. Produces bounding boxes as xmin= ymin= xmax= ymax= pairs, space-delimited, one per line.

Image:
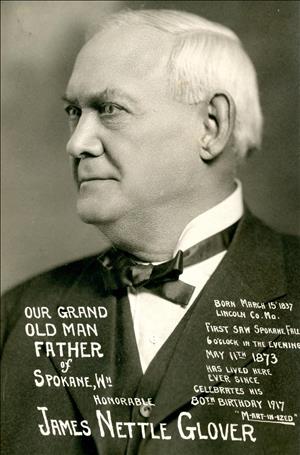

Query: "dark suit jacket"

xmin=1 ymin=212 xmax=300 ymax=455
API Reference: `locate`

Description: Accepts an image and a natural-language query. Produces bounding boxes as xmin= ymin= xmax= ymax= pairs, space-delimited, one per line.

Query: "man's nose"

xmin=66 ymin=113 xmax=104 ymax=159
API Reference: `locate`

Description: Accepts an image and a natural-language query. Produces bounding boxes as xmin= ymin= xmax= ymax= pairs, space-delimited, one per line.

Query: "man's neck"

xmin=98 ymin=182 xmax=237 ymax=262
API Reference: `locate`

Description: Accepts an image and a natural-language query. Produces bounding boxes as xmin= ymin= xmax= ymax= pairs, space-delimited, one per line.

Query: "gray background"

xmin=2 ymin=1 xmax=299 ymax=292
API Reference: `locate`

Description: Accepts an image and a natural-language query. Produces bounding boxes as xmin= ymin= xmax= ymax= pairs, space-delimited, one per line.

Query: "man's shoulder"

xmin=243 ymin=210 xmax=299 ymax=250
xmin=255 ymin=215 xmax=299 ymax=268
xmin=1 ymin=255 xmax=100 ymax=346
xmin=242 ymin=211 xmax=299 ymax=294
xmin=3 ymin=254 xmax=99 ymax=300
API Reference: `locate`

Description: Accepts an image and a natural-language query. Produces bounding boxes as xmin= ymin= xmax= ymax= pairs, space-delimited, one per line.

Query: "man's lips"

xmin=78 ymin=176 xmax=117 ymax=184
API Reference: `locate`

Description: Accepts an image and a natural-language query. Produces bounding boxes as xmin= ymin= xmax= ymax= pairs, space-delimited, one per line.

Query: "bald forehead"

xmin=75 ymin=24 xmax=174 ymax=79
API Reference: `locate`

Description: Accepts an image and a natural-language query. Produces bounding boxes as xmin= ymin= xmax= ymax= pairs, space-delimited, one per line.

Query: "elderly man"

xmin=1 ymin=9 xmax=299 ymax=455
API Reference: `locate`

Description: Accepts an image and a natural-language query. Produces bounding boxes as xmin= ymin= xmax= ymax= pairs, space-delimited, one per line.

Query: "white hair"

xmin=98 ymin=9 xmax=263 ymax=157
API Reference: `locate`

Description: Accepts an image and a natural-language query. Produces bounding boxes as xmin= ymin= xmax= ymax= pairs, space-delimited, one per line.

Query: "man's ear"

xmin=199 ymin=92 xmax=236 ymax=161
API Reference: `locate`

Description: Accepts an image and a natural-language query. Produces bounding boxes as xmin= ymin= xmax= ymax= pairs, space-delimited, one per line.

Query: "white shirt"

xmin=129 ymin=181 xmax=243 ymax=373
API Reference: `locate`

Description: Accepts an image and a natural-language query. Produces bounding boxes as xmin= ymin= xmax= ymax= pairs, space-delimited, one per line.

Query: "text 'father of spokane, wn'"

xmin=1 ymin=8 xmax=299 ymax=455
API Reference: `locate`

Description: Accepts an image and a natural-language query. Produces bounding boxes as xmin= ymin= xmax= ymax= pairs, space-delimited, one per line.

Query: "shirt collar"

xmin=174 ymin=179 xmax=244 ymax=254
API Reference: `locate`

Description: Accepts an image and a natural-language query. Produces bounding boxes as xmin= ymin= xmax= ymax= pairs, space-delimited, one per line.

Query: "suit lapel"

xmin=149 ymin=211 xmax=287 ymax=427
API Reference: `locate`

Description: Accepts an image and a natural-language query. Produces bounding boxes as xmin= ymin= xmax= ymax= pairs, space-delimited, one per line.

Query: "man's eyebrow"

xmin=61 ymin=89 xmax=137 ymax=107
xmin=61 ymin=94 xmax=80 ymax=106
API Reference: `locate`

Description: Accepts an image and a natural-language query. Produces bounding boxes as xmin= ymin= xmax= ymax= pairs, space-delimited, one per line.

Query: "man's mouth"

xmin=78 ymin=177 xmax=117 ymax=184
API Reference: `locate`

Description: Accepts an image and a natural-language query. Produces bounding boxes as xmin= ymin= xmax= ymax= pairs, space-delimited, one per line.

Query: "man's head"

xmin=64 ymin=9 xmax=263 ymax=252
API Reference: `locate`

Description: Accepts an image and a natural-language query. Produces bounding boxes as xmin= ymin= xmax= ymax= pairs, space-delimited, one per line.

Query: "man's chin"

xmin=76 ymin=201 xmax=121 ymax=226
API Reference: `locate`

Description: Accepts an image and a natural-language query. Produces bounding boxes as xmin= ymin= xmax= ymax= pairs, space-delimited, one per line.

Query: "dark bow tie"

xmin=97 ymin=222 xmax=238 ymax=306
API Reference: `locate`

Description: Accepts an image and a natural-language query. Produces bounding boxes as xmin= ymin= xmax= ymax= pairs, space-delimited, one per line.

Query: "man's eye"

xmin=98 ymin=103 xmax=123 ymax=115
xmin=65 ymin=105 xmax=81 ymax=119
